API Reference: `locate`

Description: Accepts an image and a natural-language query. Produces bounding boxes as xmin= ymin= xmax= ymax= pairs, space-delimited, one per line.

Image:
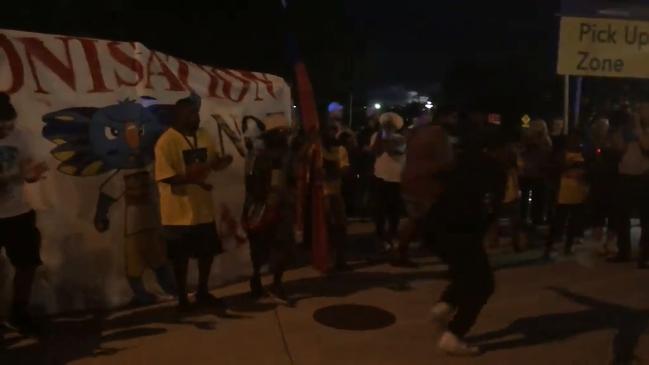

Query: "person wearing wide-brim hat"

xmin=370 ymin=112 xmax=406 ymax=256
xmin=242 ymin=113 xmax=296 ymax=301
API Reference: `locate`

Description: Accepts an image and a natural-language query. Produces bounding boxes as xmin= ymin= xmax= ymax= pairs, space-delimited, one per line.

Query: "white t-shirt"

xmin=0 ymin=130 xmax=33 ymax=218
xmin=371 ymin=132 xmax=405 ymax=183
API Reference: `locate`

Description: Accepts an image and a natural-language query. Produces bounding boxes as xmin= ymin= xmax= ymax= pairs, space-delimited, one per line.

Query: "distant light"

xmin=426 ymin=101 xmax=432 ymax=105
xmin=292 ymin=105 xmax=297 ymax=109
xmin=374 ymin=103 xmax=382 ymax=110
xmin=425 ymin=104 xmax=433 ymax=109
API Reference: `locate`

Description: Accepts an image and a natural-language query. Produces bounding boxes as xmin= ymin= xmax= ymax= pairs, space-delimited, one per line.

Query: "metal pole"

xmin=573 ymin=76 xmax=583 ymax=131
xmin=563 ymin=74 xmax=570 ymax=135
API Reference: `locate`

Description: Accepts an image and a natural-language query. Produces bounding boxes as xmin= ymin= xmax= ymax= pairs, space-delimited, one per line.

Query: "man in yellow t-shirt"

xmin=155 ymin=94 xmax=232 ymax=311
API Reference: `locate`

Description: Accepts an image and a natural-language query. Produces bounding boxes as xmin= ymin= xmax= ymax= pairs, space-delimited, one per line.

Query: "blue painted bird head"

xmin=42 ymin=98 xmax=175 ymax=176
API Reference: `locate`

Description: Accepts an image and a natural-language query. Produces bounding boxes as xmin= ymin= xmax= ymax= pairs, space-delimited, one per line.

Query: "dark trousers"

xmin=547 ymin=204 xmax=584 ymax=253
xmin=434 ymin=227 xmax=494 ymax=337
xmin=325 ymin=194 xmax=348 ymax=266
xmin=519 ymin=177 xmax=547 ymax=225
xmin=374 ymin=178 xmax=401 ymax=242
xmin=589 ymin=177 xmax=617 ymax=231
xmin=615 ymin=175 xmax=649 ymax=261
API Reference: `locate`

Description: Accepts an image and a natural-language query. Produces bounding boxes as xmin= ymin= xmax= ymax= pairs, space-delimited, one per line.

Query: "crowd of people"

xmin=322 ymin=98 xmax=649 ymax=354
xmin=2 ymin=88 xmax=649 ymax=356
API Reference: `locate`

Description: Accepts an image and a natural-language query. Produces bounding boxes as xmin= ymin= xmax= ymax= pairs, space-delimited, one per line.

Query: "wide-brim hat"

xmin=379 ymin=112 xmax=404 ymax=130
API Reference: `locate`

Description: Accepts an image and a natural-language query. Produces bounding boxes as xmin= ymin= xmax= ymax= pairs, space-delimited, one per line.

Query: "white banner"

xmin=0 ymin=29 xmax=292 ymax=313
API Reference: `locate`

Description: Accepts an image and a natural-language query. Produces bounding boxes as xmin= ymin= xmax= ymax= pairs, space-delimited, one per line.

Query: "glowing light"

xmin=374 ymin=103 xmax=382 ymax=110
xmin=425 ymin=104 xmax=433 ymax=109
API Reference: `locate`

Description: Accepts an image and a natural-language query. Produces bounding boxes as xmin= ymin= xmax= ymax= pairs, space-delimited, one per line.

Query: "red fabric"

xmin=294 ymin=61 xmax=329 ymax=272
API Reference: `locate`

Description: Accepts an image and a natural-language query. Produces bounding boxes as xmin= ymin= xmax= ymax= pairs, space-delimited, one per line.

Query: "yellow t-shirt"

xmin=321 ymin=146 xmax=349 ymax=196
xmin=503 ymin=168 xmax=520 ymax=204
xmin=155 ymin=128 xmax=218 ymax=226
xmin=558 ymin=152 xmax=589 ymax=205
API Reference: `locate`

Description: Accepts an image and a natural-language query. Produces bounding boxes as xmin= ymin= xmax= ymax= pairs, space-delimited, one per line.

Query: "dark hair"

xmin=0 ymin=92 xmax=17 ymax=122
xmin=434 ymin=104 xmax=457 ymax=120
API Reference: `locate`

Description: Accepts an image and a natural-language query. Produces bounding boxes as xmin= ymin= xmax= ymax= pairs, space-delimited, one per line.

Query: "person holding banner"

xmin=0 ymin=93 xmax=49 ymax=332
xmin=155 ymin=94 xmax=233 ymax=311
xmin=242 ymin=115 xmax=295 ymax=301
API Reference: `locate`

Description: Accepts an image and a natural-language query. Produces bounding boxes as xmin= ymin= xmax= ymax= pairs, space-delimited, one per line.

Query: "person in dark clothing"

xmin=519 ymin=119 xmax=552 ymax=226
xmin=243 ymin=116 xmax=295 ymax=301
xmin=609 ymin=105 xmax=649 ymax=268
xmin=426 ymin=126 xmax=506 ymax=356
xmin=585 ymin=118 xmax=619 ymax=255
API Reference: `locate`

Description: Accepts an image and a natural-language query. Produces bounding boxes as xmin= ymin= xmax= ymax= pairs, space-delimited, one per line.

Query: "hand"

xmin=185 ymin=163 xmax=210 ymax=184
xmin=212 ymin=154 xmax=233 ymax=171
xmin=23 ymin=161 xmax=48 ymax=183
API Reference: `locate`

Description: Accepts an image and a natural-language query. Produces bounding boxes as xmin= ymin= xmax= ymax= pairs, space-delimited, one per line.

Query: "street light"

xmin=374 ymin=103 xmax=382 ymax=110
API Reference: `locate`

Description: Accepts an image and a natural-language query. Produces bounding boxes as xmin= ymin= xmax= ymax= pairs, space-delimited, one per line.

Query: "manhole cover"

xmin=313 ymin=304 xmax=396 ymax=331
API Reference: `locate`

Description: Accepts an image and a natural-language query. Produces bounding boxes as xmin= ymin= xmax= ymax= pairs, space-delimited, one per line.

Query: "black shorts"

xmin=163 ymin=223 xmax=223 ymax=260
xmin=0 ymin=210 xmax=42 ymax=268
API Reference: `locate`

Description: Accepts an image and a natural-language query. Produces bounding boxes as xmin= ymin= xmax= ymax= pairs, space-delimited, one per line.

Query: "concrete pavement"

xmin=1 ymin=239 xmax=649 ymax=365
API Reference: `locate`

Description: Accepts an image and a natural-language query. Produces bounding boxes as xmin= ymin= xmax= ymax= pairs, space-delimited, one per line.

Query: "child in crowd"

xmin=545 ymin=133 xmax=589 ymax=258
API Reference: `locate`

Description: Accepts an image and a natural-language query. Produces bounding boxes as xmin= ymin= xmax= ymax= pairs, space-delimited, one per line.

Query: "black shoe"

xmin=542 ymin=249 xmax=553 ymax=261
xmin=391 ymin=257 xmax=419 ymax=268
xmin=195 ymin=292 xmax=228 ymax=309
xmin=268 ymin=283 xmax=288 ymax=303
xmin=250 ymin=278 xmax=264 ymax=300
xmin=334 ymin=263 xmax=353 ymax=272
xmin=607 ymin=255 xmax=631 ymax=263
xmin=176 ymin=297 xmax=193 ymax=313
xmin=5 ymin=311 xmax=39 ymax=335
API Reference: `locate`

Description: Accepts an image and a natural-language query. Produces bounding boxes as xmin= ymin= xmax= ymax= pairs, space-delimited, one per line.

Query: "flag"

xmin=284 ymin=1 xmax=330 ymax=272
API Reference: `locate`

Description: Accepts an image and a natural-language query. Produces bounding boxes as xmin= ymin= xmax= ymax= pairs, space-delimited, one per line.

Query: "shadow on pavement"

xmin=0 ymin=302 xmax=242 ymax=364
xmin=468 ymin=287 xmax=649 ymax=364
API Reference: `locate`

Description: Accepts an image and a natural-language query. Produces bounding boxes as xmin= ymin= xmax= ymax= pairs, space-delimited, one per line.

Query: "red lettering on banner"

xmin=107 ymin=42 xmax=143 ymax=87
xmin=145 ymin=51 xmax=185 ymax=91
xmin=238 ymin=71 xmax=277 ymax=100
xmin=197 ymin=65 xmax=224 ymax=99
xmin=219 ymin=69 xmax=250 ymax=102
xmin=198 ymin=66 xmax=251 ymax=103
xmin=77 ymin=38 xmax=112 ymax=93
xmin=18 ymin=36 xmax=76 ymax=94
xmin=0 ymin=34 xmax=24 ymax=94
xmin=176 ymin=58 xmax=191 ymax=90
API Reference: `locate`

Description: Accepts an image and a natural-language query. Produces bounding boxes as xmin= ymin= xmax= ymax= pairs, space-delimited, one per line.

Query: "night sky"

xmin=0 ymin=0 xmax=562 ymax=110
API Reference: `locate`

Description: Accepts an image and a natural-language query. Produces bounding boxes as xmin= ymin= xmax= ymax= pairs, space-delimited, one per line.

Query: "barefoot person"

xmin=0 ymin=93 xmax=48 ymax=332
xmin=155 ymin=93 xmax=233 ymax=311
